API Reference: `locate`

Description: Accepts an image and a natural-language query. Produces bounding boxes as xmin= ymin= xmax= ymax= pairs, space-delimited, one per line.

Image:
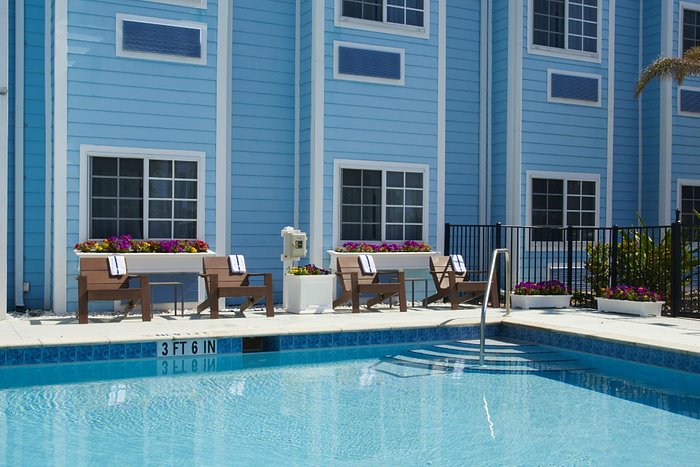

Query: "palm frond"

xmin=635 ymin=46 xmax=700 ymax=97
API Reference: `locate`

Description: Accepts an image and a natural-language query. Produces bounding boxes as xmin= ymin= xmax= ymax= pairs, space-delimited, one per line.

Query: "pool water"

xmin=1 ymin=339 xmax=700 ymax=466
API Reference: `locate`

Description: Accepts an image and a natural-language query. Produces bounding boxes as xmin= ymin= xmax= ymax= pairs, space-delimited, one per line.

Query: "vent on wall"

xmin=680 ymin=88 xmax=700 ymax=114
xmin=549 ymin=72 xmax=600 ymax=104
xmin=122 ymin=20 xmax=202 ymax=58
xmin=336 ymin=43 xmax=404 ymax=84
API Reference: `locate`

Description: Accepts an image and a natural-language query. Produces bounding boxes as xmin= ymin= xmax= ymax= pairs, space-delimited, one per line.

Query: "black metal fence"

xmin=444 ymin=220 xmax=700 ymax=318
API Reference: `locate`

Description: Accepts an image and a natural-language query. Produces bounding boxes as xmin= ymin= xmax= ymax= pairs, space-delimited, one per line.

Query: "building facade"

xmin=1 ymin=0 xmax=700 ymax=315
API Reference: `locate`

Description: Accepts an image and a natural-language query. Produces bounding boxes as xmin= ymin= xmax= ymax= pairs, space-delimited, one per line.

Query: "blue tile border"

xmin=0 ymin=323 xmax=698 ymax=375
xmin=500 ymin=323 xmax=700 ymax=375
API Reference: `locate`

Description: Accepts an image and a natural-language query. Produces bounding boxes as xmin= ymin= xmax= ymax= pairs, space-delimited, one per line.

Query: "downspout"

xmin=0 ymin=0 xmax=9 ymax=318
xmin=14 ymin=0 xmax=25 ymax=310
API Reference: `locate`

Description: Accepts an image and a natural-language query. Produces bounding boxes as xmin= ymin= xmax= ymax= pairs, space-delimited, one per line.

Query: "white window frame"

xmin=527 ymin=0 xmax=602 ymax=63
xmin=144 ymin=0 xmax=207 ymax=9
xmin=116 ymin=13 xmax=207 ymax=65
xmin=680 ymin=2 xmax=700 ymax=57
xmin=677 ymin=178 xmax=700 ymax=224
xmin=334 ymin=0 xmax=430 ymax=39
xmin=333 ymin=41 xmax=406 ymax=86
xmin=79 ymin=145 xmax=206 ymax=242
xmin=333 ymin=159 xmax=429 ymax=246
xmin=678 ymin=85 xmax=700 ymax=117
xmin=547 ymin=69 xmax=602 ymax=107
xmin=526 ymin=171 xmax=600 ymax=247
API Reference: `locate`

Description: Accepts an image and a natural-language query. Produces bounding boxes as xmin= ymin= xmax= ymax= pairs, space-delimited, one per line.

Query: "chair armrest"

xmin=199 ymin=273 xmax=214 ymax=278
xmin=245 ymin=273 xmax=268 ymax=277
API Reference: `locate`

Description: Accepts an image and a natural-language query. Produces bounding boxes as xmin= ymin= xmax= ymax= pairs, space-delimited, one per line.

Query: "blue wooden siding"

xmin=64 ymin=0 xmax=219 ymax=310
xmin=489 ymin=1 xmax=509 ymax=224
xmin=445 ymin=1 xmax=481 ymax=225
xmin=672 ymin=0 xmax=700 ymax=214
xmin=23 ymin=0 xmax=47 ymax=309
xmin=520 ymin=0 xmax=609 ymax=226
xmin=231 ymin=0 xmax=296 ymax=296
xmin=639 ymin=1 xmax=662 ymax=223
xmin=323 ymin=0 xmax=439 ymax=252
xmin=612 ymin=0 xmax=641 ymax=227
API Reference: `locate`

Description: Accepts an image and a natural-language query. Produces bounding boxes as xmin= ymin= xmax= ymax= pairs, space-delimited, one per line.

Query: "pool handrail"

xmin=479 ymin=248 xmax=511 ymax=366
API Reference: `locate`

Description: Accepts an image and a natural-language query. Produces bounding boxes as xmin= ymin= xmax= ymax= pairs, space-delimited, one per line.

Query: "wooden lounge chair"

xmin=77 ymin=257 xmax=151 ymax=324
xmin=332 ymin=255 xmax=407 ymax=313
xmin=197 ymin=256 xmax=274 ymax=318
xmin=423 ymin=255 xmax=499 ymax=309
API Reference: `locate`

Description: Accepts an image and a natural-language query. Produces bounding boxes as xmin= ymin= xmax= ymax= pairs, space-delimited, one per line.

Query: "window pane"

xmin=568 ymin=195 xmax=580 ymax=210
xmin=549 ymin=179 xmax=563 ymax=193
xmin=387 ymin=7 xmax=404 ymax=24
xmin=174 ymin=200 xmax=197 ymax=219
xmin=405 ymin=190 xmax=422 ymax=206
xmin=405 ymin=172 xmax=423 ymax=188
xmin=387 ymin=189 xmax=404 ymax=205
xmin=175 ymin=161 xmax=197 ymax=179
xmin=149 ymin=221 xmax=171 ymax=239
xmin=581 ymin=212 xmax=595 ymax=226
xmin=532 ymin=210 xmax=547 ymax=225
xmin=405 ymin=225 xmax=422 ymax=241
xmin=362 ymin=206 xmax=380 ymax=223
xmin=343 ymin=206 xmax=361 ymax=222
xmin=582 ymin=181 xmax=595 ymax=195
xmin=342 ymin=168 xmax=362 ymax=186
xmin=362 ymin=224 xmax=380 ymax=241
xmin=174 ymin=221 xmax=196 ymax=239
xmin=149 ymin=180 xmax=172 ymax=198
xmin=363 ymin=170 xmax=381 ymax=187
xmin=341 ymin=223 xmax=361 ymax=240
xmin=92 ymin=199 xmax=117 ymax=218
xmin=386 ymin=207 xmax=403 ymax=223
xmin=119 ymin=199 xmax=142 ymax=218
xmin=567 ymin=212 xmax=580 ymax=226
xmin=92 ymin=220 xmax=117 ymax=239
xmin=150 ymin=200 xmax=172 ymax=218
xmin=92 ymin=157 xmax=117 ymax=176
xmin=549 ymin=194 xmax=563 ymax=210
xmin=406 ymin=10 xmax=423 ymax=26
xmin=93 ymin=178 xmax=117 ymax=197
xmin=175 ymin=181 xmax=197 ymax=199
xmin=120 ymin=220 xmax=143 ymax=239
xmin=119 ymin=178 xmax=142 ymax=198
xmin=550 ymin=211 xmax=563 ymax=226
xmin=386 ymin=225 xmax=403 ymax=241
xmin=387 ymin=171 xmax=404 ymax=187
xmin=532 ymin=194 xmax=548 ymax=209
xmin=405 ymin=207 xmax=422 ymax=223
xmin=149 ymin=160 xmax=172 ymax=178
xmin=582 ymin=196 xmax=595 ymax=210
xmin=120 ymin=158 xmax=143 ymax=177
xmin=532 ymin=178 xmax=548 ymax=193
xmin=343 ymin=187 xmax=362 ymax=204
xmin=363 ymin=188 xmax=381 ymax=204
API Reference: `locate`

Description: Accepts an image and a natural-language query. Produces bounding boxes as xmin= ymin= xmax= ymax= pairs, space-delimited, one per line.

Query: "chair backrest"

xmin=203 ymin=256 xmax=248 ymax=288
xmin=79 ymin=257 xmax=130 ymax=289
xmin=429 ymin=256 xmax=467 ymax=290
xmin=336 ymin=255 xmax=377 ymax=292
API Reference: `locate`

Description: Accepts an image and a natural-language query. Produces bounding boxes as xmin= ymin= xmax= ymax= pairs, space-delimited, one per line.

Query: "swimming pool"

xmin=1 ymin=338 xmax=700 ymax=465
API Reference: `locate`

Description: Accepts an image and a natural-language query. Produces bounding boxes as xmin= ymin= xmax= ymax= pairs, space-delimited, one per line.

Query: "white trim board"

xmin=659 ymin=0 xmax=673 ymax=224
xmin=437 ymin=0 xmax=445 ymax=252
xmin=14 ymin=0 xmax=25 ymax=308
xmin=145 ymin=0 xmax=207 ymax=9
xmin=0 ymin=0 xmax=9 ymax=318
xmin=506 ymin=0 xmax=523 ymax=225
xmin=310 ymin=0 xmax=324 ymax=265
xmin=44 ymin=0 xmax=52 ymax=310
xmin=215 ymin=0 xmax=232 ymax=256
xmin=606 ymin=0 xmax=615 ymax=228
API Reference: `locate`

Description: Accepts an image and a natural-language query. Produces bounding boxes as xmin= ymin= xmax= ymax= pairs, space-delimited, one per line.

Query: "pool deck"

xmin=1 ymin=305 xmax=700 ymax=356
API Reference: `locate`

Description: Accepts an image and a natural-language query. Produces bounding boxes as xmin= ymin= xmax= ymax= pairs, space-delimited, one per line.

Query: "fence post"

xmin=496 ymin=223 xmax=502 ymax=292
xmin=670 ymin=219 xmax=682 ymax=317
xmin=567 ymin=225 xmax=574 ymax=294
xmin=611 ymin=225 xmax=619 ymax=289
xmin=444 ymin=223 xmax=451 ymax=255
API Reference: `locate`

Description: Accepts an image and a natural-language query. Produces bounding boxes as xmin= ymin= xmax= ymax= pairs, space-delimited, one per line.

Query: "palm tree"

xmin=635 ymin=46 xmax=700 ymax=97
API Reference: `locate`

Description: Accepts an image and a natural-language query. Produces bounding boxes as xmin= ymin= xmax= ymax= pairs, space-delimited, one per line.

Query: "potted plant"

xmin=327 ymin=240 xmax=437 ymax=271
xmin=510 ymin=280 xmax=572 ymax=310
xmin=285 ymin=264 xmax=335 ymax=314
xmin=596 ymin=286 xmax=664 ymax=317
xmin=74 ymin=234 xmax=215 ymax=274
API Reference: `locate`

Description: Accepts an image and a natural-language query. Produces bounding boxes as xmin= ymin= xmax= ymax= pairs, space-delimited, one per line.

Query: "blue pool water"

xmin=1 ymin=339 xmax=700 ymax=466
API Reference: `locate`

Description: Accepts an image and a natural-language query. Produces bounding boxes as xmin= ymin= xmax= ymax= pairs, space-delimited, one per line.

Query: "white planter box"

xmin=285 ymin=274 xmax=335 ymax=314
xmin=327 ymin=250 xmax=439 ymax=271
xmin=74 ymin=250 xmax=216 ymax=274
xmin=596 ymin=298 xmax=664 ymax=317
xmin=510 ymin=294 xmax=572 ymax=310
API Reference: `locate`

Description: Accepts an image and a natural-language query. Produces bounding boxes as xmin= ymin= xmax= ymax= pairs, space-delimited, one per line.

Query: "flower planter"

xmin=327 ymin=250 xmax=438 ymax=271
xmin=74 ymin=250 xmax=216 ymax=274
xmin=510 ymin=294 xmax=572 ymax=310
xmin=285 ymin=274 xmax=335 ymax=314
xmin=596 ymin=298 xmax=664 ymax=317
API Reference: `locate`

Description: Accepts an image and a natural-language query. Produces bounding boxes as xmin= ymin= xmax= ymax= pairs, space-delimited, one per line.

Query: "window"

xmin=679 ymin=87 xmax=700 ymax=116
xmin=145 ymin=0 xmax=207 ymax=8
xmin=340 ymin=167 xmax=425 ymax=242
xmin=335 ymin=0 xmax=428 ymax=38
xmin=334 ymin=42 xmax=405 ymax=85
xmin=683 ymin=7 xmax=700 ymax=55
xmin=548 ymin=70 xmax=601 ymax=106
xmin=116 ymin=14 xmax=207 ymax=65
xmin=531 ymin=0 xmax=598 ymax=56
xmin=681 ymin=185 xmax=700 ymax=227
xmin=530 ymin=177 xmax=596 ymax=241
xmin=90 ymin=156 xmax=199 ymax=239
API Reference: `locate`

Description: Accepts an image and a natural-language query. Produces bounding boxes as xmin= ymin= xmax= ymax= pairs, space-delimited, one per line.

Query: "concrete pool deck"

xmin=1 ymin=305 xmax=699 ymax=356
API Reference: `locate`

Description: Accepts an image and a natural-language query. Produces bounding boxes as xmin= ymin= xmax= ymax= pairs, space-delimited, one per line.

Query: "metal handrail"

xmin=479 ymin=248 xmax=510 ymax=366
